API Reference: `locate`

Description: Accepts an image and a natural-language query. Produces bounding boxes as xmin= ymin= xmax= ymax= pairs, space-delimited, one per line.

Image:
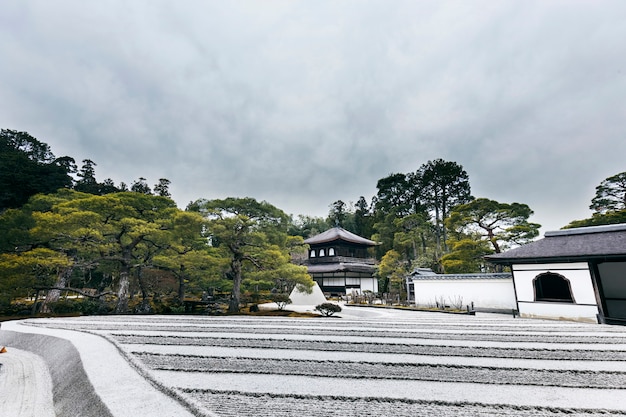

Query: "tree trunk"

xmin=136 ymin=267 xmax=152 ymax=314
xmin=31 ymin=289 xmax=40 ymax=315
xmin=434 ymin=205 xmax=441 ymax=256
xmin=228 ymin=257 xmax=243 ymax=313
xmin=115 ymin=265 xmax=131 ymax=313
xmin=177 ymin=265 xmax=186 ymax=302
xmin=41 ymin=266 xmax=72 ymax=313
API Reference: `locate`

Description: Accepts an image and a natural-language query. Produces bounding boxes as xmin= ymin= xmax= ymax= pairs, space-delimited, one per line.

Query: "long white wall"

xmin=512 ymin=263 xmax=600 ymax=323
xmin=411 ymin=278 xmax=516 ymax=311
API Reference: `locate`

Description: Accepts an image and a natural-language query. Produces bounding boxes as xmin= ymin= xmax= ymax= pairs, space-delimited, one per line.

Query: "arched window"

xmin=319 ymin=249 xmax=325 ymax=257
xmin=310 ymin=250 xmax=316 ymax=258
xmin=328 ymin=248 xmax=335 ymax=256
xmin=534 ymin=272 xmax=574 ymax=303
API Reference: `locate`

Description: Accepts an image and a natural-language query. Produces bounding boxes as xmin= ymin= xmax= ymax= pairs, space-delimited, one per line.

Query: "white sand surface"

xmin=0 ymin=347 xmax=55 ymax=417
xmin=157 ymin=371 xmax=626 ymax=411
xmin=1 ymin=320 xmax=200 ymax=417
xmin=125 ymin=343 xmax=625 ymax=372
xmin=3 ymin=307 xmax=626 ymax=416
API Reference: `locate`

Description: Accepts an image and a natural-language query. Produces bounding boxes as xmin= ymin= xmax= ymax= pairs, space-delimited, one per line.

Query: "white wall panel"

xmin=411 ymin=279 xmax=516 ymax=310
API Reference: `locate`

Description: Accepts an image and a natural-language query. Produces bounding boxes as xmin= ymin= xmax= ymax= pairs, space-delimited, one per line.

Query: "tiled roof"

xmin=486 ymin=223 xmax=626 ymax=264
xmin=408 ymin=273 xmax=512 ymax=281
xmin=306 ymin=262 xmax=377 ymax=274
xmin=303 ymin=227 xmax=378 ymax=246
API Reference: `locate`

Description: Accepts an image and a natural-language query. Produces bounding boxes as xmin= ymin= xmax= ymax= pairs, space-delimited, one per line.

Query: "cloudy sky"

xmin=2 ymin=1 xmax=625 ymax=234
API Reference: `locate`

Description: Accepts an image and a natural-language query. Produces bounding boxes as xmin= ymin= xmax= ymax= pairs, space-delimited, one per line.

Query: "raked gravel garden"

xmin=3 ymin=306 xmax=626 ymax=416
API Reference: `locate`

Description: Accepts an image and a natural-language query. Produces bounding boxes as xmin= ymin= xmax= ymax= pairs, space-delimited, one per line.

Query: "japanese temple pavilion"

xmin=302 ymin=227 xmax=379 ymax=296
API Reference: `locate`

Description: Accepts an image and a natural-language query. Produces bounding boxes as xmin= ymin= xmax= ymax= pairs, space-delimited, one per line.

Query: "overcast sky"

xmin=2 ymin=1 xmax=625 ymax=234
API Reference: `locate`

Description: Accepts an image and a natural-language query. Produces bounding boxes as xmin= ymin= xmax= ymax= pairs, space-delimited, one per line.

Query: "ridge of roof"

xmin=303 ymin=226 xmax=378 ymax=246
xmin=486 ymin=223 xmax=626 ymax=263
xmin=409 ymin=273 xmax=512 ymax=281
xmin=545 ymin=223 xmax=626 ymax=237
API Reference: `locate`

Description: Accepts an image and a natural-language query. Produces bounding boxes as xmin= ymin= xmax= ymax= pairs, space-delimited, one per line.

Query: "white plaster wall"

xmin=512 ymin=263 xmax=599 ymax=322
xmin=516 ymin=302 xmax=599 ymax=323
xmin=360 ymin=278 xmax=378 ymax=293
xmin=512 ymin=263 xmax=597 ymax=304
xmin=412 ymin=279 xmax=516 ymax=310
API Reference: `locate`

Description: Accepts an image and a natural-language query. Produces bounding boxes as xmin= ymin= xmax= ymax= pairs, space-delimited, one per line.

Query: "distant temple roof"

xmin=303 ymin=226 xmax=378 ymax=246
xmin=486 ymin=223 xmax=626 ymax=264
xmin=306 ymin=262 xmax=378 ymax=274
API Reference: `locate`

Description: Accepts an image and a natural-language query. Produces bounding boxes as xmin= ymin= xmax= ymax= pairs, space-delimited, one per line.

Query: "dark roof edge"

xmin=486 ymin=254 xmax=626 ymax=265
xmin=546 ymin=223 xmax=626 ymax=237
xmin=303 ymin=226 xmax=379 ymax=246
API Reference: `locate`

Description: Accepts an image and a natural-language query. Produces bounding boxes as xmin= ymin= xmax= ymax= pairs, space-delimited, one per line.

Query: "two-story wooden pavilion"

xmin=302 ymin=227 xmax=379 ymax=296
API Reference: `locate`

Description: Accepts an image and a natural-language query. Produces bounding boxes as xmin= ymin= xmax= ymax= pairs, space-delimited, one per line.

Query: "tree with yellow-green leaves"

xmin=0 ymin=189 xmax=214 ymax=314
xmin=376 ymin=249 xmax=407 ymax=299
xmin=0 ymin=248 xmax=71 ymax=310
xmin=188 ymin=197 xmax=313 ymax=313
xmin=444 ymin=198 xmax=540 ymax=272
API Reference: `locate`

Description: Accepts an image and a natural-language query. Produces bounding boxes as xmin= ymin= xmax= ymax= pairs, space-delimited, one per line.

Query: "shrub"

xmin=271 ymin=293 xmax=292 ymax=311
xmin=315 ymin=303 xmax=342 ymax=317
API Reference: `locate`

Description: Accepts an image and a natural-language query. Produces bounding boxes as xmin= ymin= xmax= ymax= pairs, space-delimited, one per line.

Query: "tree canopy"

xmin=188 ymin=197 xmax=313 ymax=312
xmin=0 ymin=127 xmax=558 ymax=312
xmin=565 ymin=171 xmax=626 ymax=229
xmin=446 ymin=198 xmax=541 ymax=254
xmin=0 ymin=129 xmax=74 ymax=210
xmin=590 ymin=172 xmax=626 ymax=214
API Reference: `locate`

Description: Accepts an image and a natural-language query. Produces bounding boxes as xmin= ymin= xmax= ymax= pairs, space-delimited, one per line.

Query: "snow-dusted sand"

xmin=2 ymin=306 xmax=626 ymax=416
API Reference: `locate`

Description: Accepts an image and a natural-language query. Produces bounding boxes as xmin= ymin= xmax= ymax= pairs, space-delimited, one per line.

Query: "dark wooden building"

xmin=302 ymin=227 xmax=379 ymax=296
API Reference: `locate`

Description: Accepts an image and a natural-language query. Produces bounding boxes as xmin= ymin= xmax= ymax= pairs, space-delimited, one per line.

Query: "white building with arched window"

xmin=486 ymin=224 xmax=626 ymax=324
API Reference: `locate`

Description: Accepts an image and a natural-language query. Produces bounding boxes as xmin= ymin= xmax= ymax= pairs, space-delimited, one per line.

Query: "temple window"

xmin=319 ymin=249 xmax=325 ymax=257
xmin=534 ymin=272 xmax=574 ymax=303
xmin=328 ymin=248 xmax=335 ymax=256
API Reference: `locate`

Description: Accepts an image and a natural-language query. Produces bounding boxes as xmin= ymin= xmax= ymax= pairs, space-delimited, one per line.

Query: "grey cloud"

xmin=2 ymin=1 xmax=626 ymax=233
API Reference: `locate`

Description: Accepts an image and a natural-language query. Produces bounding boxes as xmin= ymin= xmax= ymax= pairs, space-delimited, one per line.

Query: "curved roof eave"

xmin=303 ymin=226 xmax=379 ymax=246
xmin=485 ymin=223 xmax=626 ymax=264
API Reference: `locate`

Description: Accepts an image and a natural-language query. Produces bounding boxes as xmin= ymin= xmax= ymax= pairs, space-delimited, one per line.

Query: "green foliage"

xmin=376 ymin=250 xmax=407 ymax=295
xmin=565 ymin=172 xmax=626 ymax=228
xmin=0 ymin=129 xmax=74 ymax=210
xmin=0 ymin=249 xmax=71 ymax=301
xmin=413 ymin=159 xmax=472 ymax=253
xmin=46 ymin=299 xmax=111 ymax=315
xmin=271 ymin=293 xmax=292 ymax=310
xmin=315 ymin=302 xmax=342 ymax=316
xmin=0 ymin=189 xmax=210 ymax=314
xmin=369 ymin=160 xmax=472 ymax=269
xmin=446 ymin=198 xmax=540 ymax=254
xmin=564 ymin=210 xmax=626 ymax=229
xmin=374 ymin=173 xmax=413 ymax=217
xmin=0 ymin=208 xmax=35 ymax=252
xmin=353 ymin=196 xmax=374 ymax=238
xmin=441 ymin=238 xmax=493 ymax=273
xmin=328 ymin=200 xmax=347 ymax=227
xmin=590 ymin=172 xmax=626 ymax=214
xmin=189 ymin=197 xmax=314 ymax=313
xmin=289 ymin=215 xmax=330 ymax=238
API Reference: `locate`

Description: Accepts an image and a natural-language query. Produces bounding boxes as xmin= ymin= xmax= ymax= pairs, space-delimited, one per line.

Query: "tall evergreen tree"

xmin=0 ymin=129 xmax=74 ymax=210
xmin=413 ymin=159 xmax=472 ymax=254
